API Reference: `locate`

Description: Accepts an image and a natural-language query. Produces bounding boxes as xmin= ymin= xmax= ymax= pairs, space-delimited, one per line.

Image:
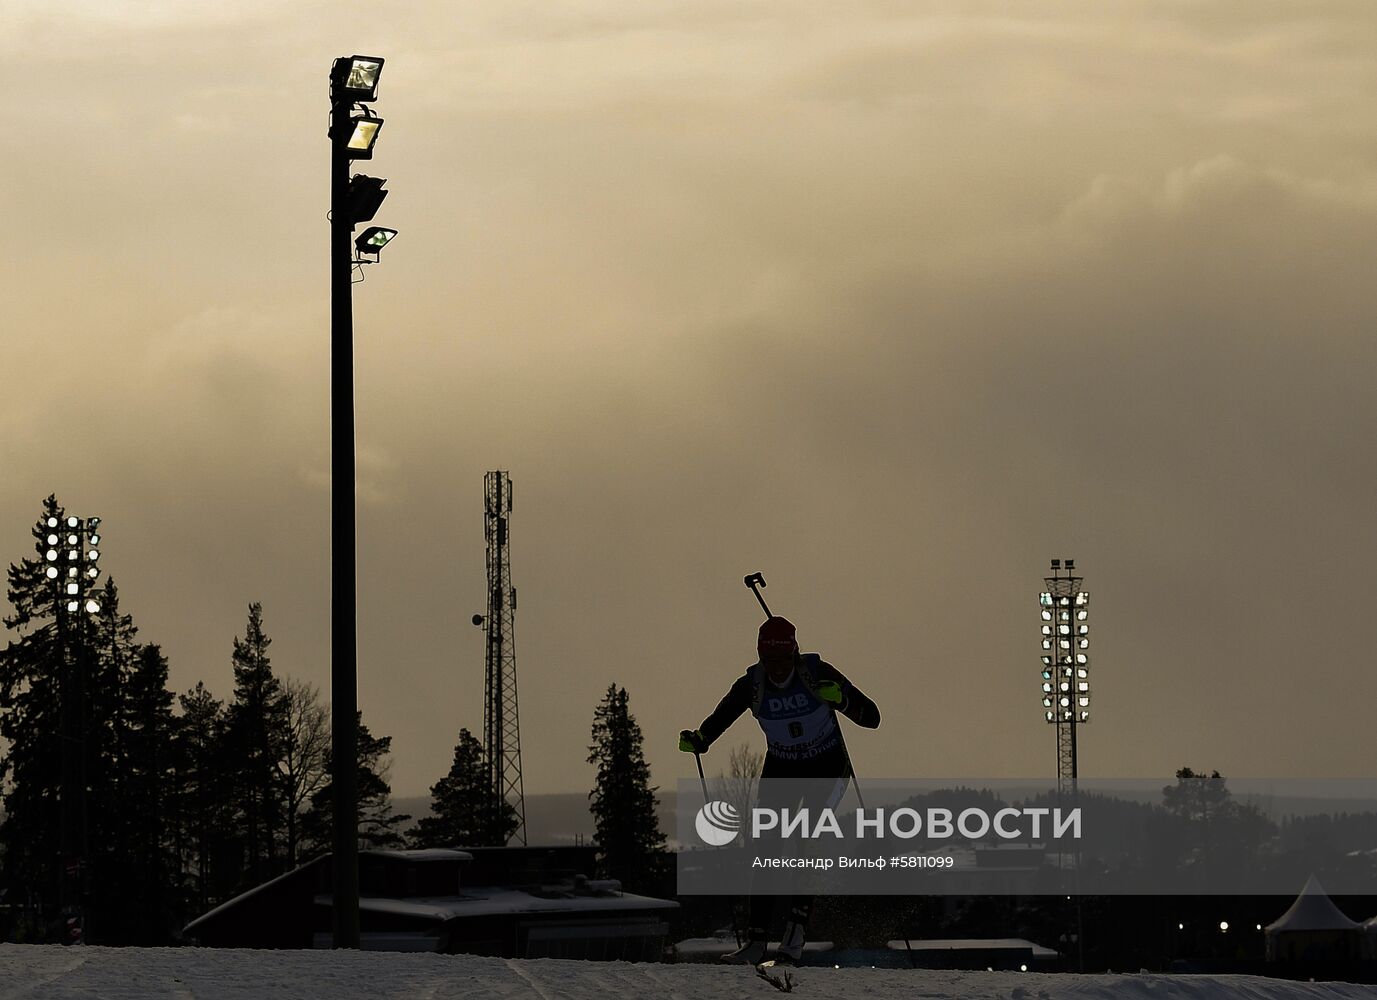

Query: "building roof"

xmin=887 ymin=938 xmax=1058 ymax=958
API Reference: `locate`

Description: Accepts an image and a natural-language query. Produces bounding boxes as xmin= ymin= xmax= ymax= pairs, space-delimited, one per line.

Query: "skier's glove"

xmin=678 ymin=729 xmax=707 ymax=754
xmin=816 ymin=680 xmax=846 ymax=707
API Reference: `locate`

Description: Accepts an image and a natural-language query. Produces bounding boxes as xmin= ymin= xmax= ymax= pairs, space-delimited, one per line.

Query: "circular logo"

xmin=695 ymin=800 xmax=741 ymax=847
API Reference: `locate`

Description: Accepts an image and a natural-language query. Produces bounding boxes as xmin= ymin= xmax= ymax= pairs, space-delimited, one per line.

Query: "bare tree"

xmin=714 ymin=742 xmax=763 ymax=828
xmin=277 ymin=677 xmax=330 ymax=867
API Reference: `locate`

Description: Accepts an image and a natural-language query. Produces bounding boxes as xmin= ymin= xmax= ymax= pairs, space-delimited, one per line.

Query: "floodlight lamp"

xmin=1041 ymin=639 xmax=1051 ymax=650
xmin=1063 ymin=666 xmax=1072 ymax=676
xmin=1059 ymin=610 xmax=1069 ymax=621
xmin=1065 ymin=559 xmax=1075 ymax=569
xmin=1076 ymin=609 xmax=1087 ymax=621
xmin=345 ymin=112 xmax=383 ymax=159
xmin=67 ymin=600 xmax=79 ymax=612
xmin=1077 ymin=638 xmax=1088 ymax=649
xmin=346 ymin=174 xmax=389 ymax=225
xmin=85 ymin=599 xmax=100 ymax=614
xmin=1041 ymin=670 xmax=1051 ymax=680
xmin=87 ymin=567 xmax=99 ymax=580
xmin=1058 ymin=639 xmax=1070 ymax=650
xmin=46 ymin=517 xmax=58 ymax=528
xmin=1077 ymin=624 xmax=1088 ymax=635
xmin=337 ymin=55 xmax=385 ymax=101
xmin=46 ymin=534 xmax=58 ymax=545
xmin=1045 ymin=711 xmax=1054 ymax=722
xmin=66 ymin=517 xmax=78 ymax=528
xmin=1060 ymin=697 xmax=1069 ymax=707
xmin=354 ymin=226 xmax=398 ymax=256
xmin=1041 ymin=624 xmax=1052 ymax=636
xmin=66 ymin=550 xmax=77 ymax=561
xmin=1041 ymin=655 xmax=1052 ymax=665
xmin=1058 ymin=624 xmax=1069 ymax=635
xmin=1039 ymin=593 xmax=1052 ymax=607
xmin=88 ymin=550 xmax=99 ymax=562
xmin=1041 ymin=609 xmax=1052 ymax=621
xmin=1059 ymin=596 xmax=1069 ymax=606
xmin=1077 ymin=667 xmax=1088 ymax=678
xmin=67 ymin=567 xmax=77 ymax=578
xmin=1051 ymin=559 xmax=1061 ymax=569
xmin=1079 ymin=710 xmax=1089 ymax=721
xmin=86 ymin=517 xmax=100 ymax=529
xmin=1076 ymin=653 xmax=1088 ymax=664
xmin=1042 ymin=682 xmax=1052 ymax=693
xmin=1076 ymin=592 xmax=1088 ymax=606
xmin=66 ymin=534 xmax=77 ymax=545
xmin=45 ymin=567 xmax=58 ymax=579
xmin=1059 ymin=681 xmax=1069 ymax=692
xmin=1078 ymin=682 xmax=1089 ymax=692
xmin=1042 ymin=697 xmax=1052 ymax=708
xmin=66 ymin=583 xmax=78 ymax=595
xmin=89 ymin=534 xmax=100 ymax=546
xmin=1063 ymin=710 xmax=1073 ymax=721
xmin=1078 ymin=696 xmax=1089 ymax=707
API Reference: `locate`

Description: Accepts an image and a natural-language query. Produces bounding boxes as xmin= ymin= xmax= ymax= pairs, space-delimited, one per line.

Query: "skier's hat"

xmin=757 ymin=615 xmax=798 ymax=662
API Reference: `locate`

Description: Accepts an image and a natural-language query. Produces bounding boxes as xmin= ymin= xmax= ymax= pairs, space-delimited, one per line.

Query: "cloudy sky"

xmin=4 ymin=2 xmax=1376 ymax=798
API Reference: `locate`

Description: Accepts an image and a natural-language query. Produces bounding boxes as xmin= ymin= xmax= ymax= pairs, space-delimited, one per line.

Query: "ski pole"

xmin=693 ymin=749 xmax=709 ymax=802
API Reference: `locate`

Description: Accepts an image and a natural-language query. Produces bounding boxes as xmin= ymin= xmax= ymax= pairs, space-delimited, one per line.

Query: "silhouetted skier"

xmin=679 ymin=615 xmax=880 ymax=965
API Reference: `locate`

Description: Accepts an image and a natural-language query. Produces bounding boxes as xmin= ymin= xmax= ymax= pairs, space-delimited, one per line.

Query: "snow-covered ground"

xmin=2 ymin=946 xmax=1375 ymax=1000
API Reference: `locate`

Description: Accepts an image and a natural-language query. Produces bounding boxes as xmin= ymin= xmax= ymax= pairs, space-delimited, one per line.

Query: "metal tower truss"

xmin=1038 ymin=559 xmax=1090 ymax=797
xmin=482 ymin=471 xmax=526 ymax=846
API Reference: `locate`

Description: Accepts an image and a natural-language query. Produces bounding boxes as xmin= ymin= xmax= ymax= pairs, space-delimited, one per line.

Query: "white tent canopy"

xmin=1265 ymin=875 xmax=1361 ymax=933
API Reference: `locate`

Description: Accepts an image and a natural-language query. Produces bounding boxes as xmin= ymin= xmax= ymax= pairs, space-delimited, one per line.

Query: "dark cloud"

xmin=5 ymin=3 xmax=1376 ymax=795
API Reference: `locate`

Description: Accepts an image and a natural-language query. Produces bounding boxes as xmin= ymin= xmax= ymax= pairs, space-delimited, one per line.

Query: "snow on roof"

xmin=887 ymin=938 xmax=1059 ymax=958
xmin=1265 ymin=875 xmax=1362 ymax=933
xmin=361 ymin=848 xmax=473 ymax=862
xmin=185 ymin=859 xmax=317 ymax=934
xmin=315 ymin=887 xmax=677 ymax=920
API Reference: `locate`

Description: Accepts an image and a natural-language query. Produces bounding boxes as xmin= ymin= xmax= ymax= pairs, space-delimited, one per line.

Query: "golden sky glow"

xmin=5 ymin=2 xmax=1377 ymax=795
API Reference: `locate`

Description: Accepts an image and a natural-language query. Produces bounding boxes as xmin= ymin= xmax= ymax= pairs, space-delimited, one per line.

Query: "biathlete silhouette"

xmin=678 ymin=574 xmax=880 ymax=967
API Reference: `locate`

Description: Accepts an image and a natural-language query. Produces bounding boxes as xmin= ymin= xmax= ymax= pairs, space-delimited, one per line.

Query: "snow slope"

xmin=2 ymin=945 xmax=1376 ymax=1000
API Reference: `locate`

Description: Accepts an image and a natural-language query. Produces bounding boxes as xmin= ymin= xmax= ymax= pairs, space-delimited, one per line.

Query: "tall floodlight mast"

xmin=477 ymin=471 xmax=527 ymax=845
xmin=327 ymin=51 xmax=398 ymax=950
xmin=1039 ymin=558 xmax=1090 ymax=796
xmin=45 ymin=509 xmax=103 ymax=941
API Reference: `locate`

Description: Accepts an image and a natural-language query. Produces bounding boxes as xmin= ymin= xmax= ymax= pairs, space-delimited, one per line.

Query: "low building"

xmin=183 ymin=846 xmax=677 ymax=960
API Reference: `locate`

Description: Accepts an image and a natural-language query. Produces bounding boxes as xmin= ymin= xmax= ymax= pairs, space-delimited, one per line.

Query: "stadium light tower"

xmin=1039 ymin=558 xmax=1090 ymax=795
xmin=45 ymin=510 xmax=103 ymax=942
xmin=328 ymin=52 xmax=397 ymax=951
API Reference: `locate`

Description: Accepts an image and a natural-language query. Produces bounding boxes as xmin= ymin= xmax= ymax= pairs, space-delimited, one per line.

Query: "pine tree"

xmin=0 ymin=496 xmax=70 ymax=937
xmin=301 ymin=712 xmax=410 ymax=856
xmin=587 ymin=684 xmax=667 ymax=891
xmin=174 ymin=681 xmax=236 ymax=914
xmin=105 ymin=643 xmax=177 ymax=942
xmin=223 ymin=603 xmax=289 ymax=889
xmin=411 ymin=728 xmax=518 ymax=848
xmin=84 ymin=576 xmax=145 ymax=938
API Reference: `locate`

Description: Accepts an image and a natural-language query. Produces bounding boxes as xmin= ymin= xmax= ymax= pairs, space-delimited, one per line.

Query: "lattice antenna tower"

xmin=1038 ymin=559 xmax=1090 ymax=796
xmin=479 ymin=471 xmax=526 ymax=845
